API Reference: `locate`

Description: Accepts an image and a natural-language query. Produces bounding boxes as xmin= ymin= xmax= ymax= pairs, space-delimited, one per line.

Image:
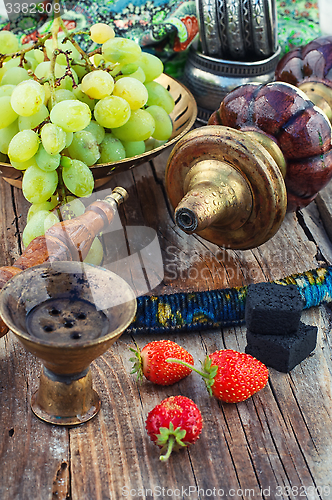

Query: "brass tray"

xmin=0 ymin=74 xmax=198 ymax=188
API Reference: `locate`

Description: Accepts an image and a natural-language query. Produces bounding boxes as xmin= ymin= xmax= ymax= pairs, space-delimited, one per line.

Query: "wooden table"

xmin=1 ymin=147 xmax=332 ymax=500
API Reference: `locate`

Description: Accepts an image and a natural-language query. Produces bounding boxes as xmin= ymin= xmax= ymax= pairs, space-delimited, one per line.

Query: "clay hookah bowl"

xmin=165 ymin=80 xmax=332 ymax=249
xmin=0 ymin=261 xmax=137 ymax=425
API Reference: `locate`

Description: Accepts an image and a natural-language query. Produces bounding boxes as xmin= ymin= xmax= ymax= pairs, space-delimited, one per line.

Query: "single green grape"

xmin=94 ymin=95 xmax=131 ymax=129
xmin=61 ymin=157 xmax=94 ymax=197
xmin=111 ymin=109 xmax=155 ymax=142
xmin=81 ymin=70 xmax=114 ymax=99
xmin=102 ymin=37 xmax=142 ymax=65
xmin=145 ymin=81 xmax=175 ymax=114
xmin=8 ymin=129 xmax=40 ymax=162
xmin=11 ymin=80 xmax=45 ymax=117
xmin=90 ymin=23 xmax=115 ymax=44
xmin=35 ymin=145 xmax=61 ymax=172
xmin=67 ymin=131 xmax=100 ymax=166
xmin=112 ymin=77 xmax=148 ymax=110
xmin=50 ymin=100 xmax=91 ymax=132
xmin=41 ymin=123 xmax=67 ymax=155
xmin=0 ymin=31 xmax=19 ymax=54
xmin=98 ymin=133 xmax=126 ymax=163
xmin=145 ymin=105 xmax=173 ymax=141
xmin=22 ymin=164 xmax=58 ymax=204
xmin=137 ymin=52 xmax=164 ymax=82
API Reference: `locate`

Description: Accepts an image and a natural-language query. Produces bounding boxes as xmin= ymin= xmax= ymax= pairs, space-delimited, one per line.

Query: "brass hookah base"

xmin=165 ymin=126 xmax=287 ymax=250
xmin=31 ymin=367 xmax=101 ymax=426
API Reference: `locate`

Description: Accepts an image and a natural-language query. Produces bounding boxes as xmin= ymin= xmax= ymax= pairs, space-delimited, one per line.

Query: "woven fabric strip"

xmin=127 ymin=266 xmax=332 ymax=334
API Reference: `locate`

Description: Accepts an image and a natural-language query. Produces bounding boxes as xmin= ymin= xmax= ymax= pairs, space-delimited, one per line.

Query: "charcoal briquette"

xmin=245 ymin=322 xmax=317 ymax=373
xmin=245 ymin=282 xmax=304 ymax=335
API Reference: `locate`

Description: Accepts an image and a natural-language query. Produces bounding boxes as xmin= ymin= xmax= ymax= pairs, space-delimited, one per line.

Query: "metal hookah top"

xmin=185 ymin=0 xmax=280 ymax=122
xmin=195 ymin=0 xmax=278 ymax=60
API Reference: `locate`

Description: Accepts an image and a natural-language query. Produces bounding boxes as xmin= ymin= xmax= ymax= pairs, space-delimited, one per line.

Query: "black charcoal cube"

xmin=245 ymin=282 xmax=304 ymax=335
xmin=245 ymin=322 xmax=317 ymax=373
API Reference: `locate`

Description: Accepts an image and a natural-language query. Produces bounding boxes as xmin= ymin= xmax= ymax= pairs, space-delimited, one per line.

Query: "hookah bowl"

xmin=0 ymin=261 xmax=137 ymax=426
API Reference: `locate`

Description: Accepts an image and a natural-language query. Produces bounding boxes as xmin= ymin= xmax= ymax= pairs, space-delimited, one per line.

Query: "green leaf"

xmin=129 ymin=341 xmax=143 ymax=382
xmin=155 ymin=422 xmax=188 ymax=461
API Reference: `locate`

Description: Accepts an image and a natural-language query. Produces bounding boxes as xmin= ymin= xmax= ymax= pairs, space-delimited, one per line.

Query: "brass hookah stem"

xmin=174 ymin=159 xmax=253 ymax=233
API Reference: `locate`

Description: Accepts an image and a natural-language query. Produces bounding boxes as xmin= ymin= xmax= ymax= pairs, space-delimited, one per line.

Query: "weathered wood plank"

xmin=0 ymin=180 xmax=22 ymax=265
xmin=316 ymin=183 xmax=332 ymax=244
xmin=68 ymin=314 xmax=332 ymax=500
xmin=102 ymin=151 xmax=321 ymax=298
xmin=0 ymin=333 xmax=70 ymax=500
xmin=1 ymin=160 xmax=332 ymax=500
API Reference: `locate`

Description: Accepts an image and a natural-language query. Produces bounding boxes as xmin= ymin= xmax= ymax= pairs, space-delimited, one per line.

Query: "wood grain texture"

xmin=1 ymin=153 xmax=332 ymax=500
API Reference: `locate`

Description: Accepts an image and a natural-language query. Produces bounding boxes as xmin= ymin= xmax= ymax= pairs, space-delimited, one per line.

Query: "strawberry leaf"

xmin=200 ymin=356 xmax=218 ymax=396
xmin=155 ymin=422 xmax=188 ymax=461
xmin=166 ymin=356 xmax=219 ymax=397
xmin=129 ymin=342 xmax=143 ymax=382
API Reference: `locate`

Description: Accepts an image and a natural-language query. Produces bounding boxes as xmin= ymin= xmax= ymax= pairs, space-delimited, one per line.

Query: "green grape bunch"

xmin=0 ymin=20 xmax=175 ymax=260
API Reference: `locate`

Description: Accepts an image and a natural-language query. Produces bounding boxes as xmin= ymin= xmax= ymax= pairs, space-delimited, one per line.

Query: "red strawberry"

xmin=130 ymin=340 xmax=193 ymax=385
xmin=146 ymin=395 xmax=203 ymax=461
xmin=167 ymin=349 xmax=269 ymax=403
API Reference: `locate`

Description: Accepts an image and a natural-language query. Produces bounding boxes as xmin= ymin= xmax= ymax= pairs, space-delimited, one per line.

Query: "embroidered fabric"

xmin=127 ymin=266 xmax=332 ymax=334
xmin=0 ymin=0 xmax=321 ymax=78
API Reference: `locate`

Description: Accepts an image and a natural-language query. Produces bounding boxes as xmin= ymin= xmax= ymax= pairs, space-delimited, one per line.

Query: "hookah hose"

xmin=127 ymin=266 xmax=332 ymax=334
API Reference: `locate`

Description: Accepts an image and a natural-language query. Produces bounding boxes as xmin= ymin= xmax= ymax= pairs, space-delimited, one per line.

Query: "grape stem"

xmin=87 ymin=48 xmax=102 ymax=58
xmin=59 ymin=18 xmax=94 ymax=72
xmin=56 ymin=166 xmax=68 ymax=214
xmin=0 ymin=33 xmax=52 ymax=67
xmin=49 ymin=16 xmax=62 ymax=108
xmin=55 ymin=49 xmax=79 ymax=89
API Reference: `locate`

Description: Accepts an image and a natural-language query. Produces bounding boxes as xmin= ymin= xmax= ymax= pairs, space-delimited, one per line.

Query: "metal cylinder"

xmin=184 ymin=0 xmax=280 ymax=122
